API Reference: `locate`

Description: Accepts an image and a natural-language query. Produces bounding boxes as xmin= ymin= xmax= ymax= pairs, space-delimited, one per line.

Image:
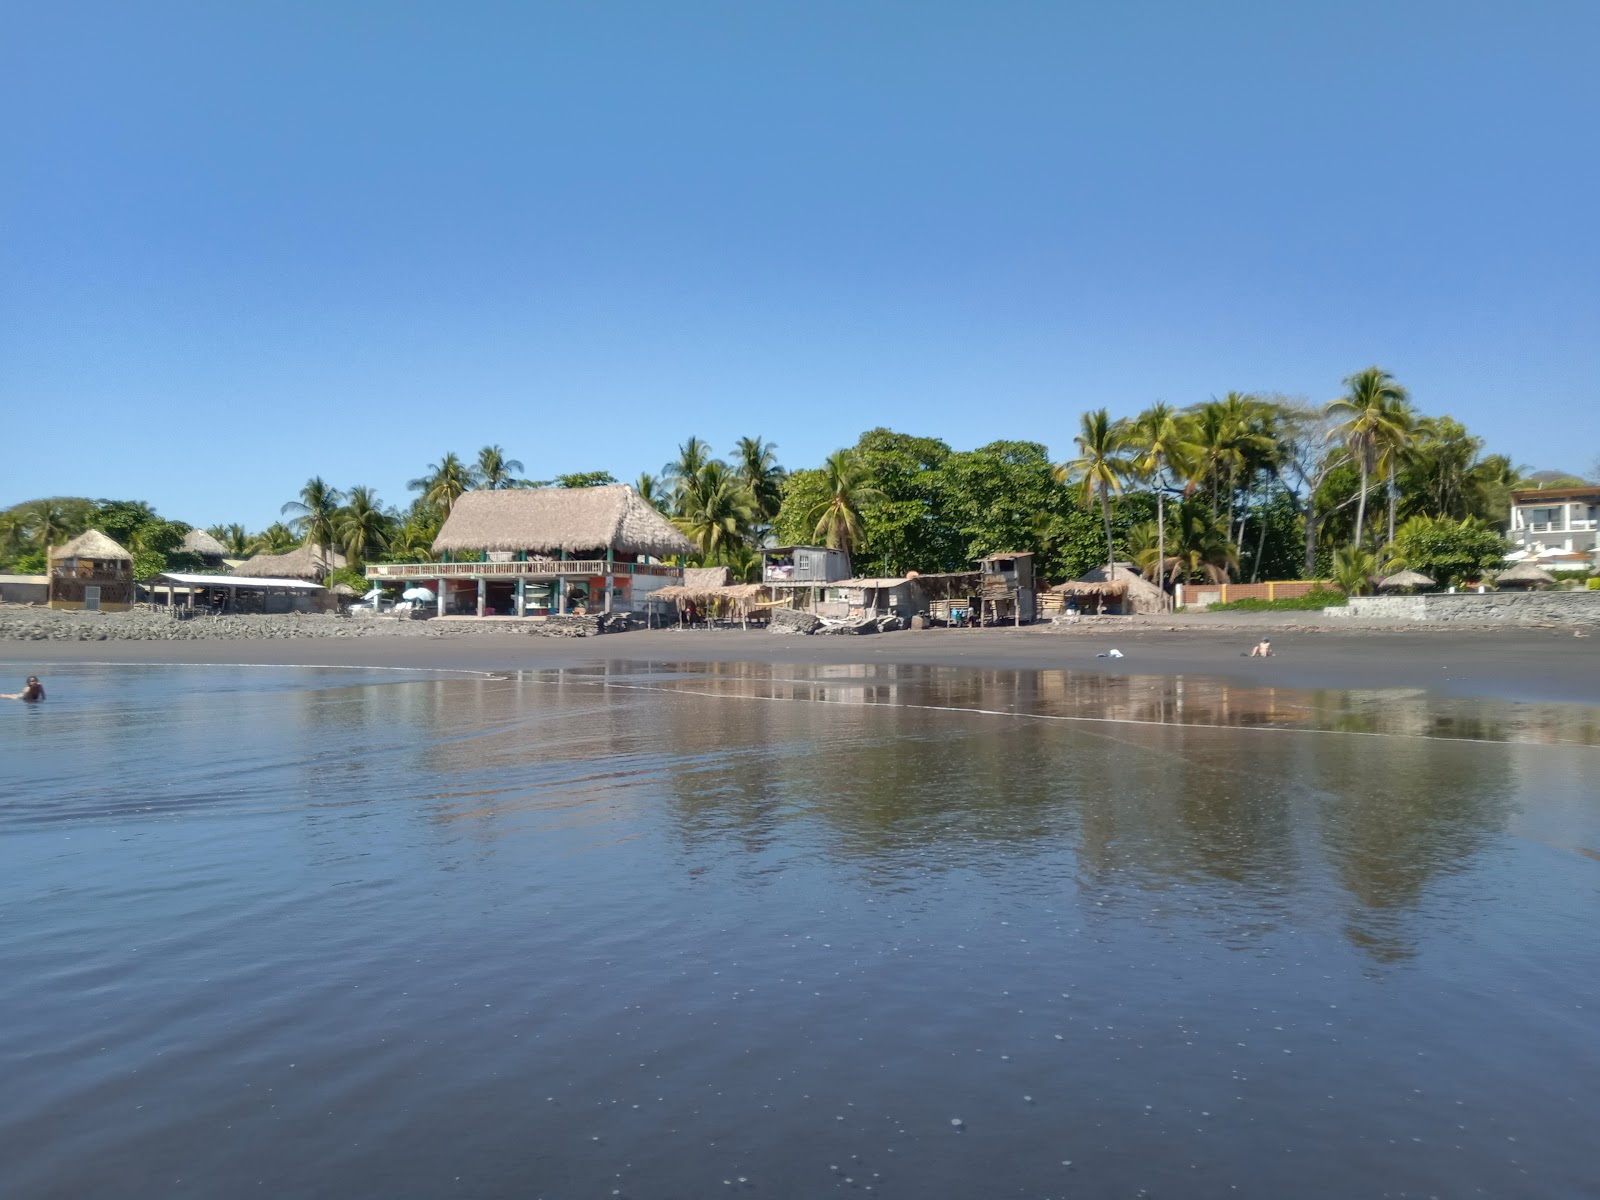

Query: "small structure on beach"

xmin=1378 ymin=569 xmax=1435 ymax=592
xmin=0 ymin=574 xmax=48 ymax=605
xmin=48 ymin=529 xmax=135 ymax=611
xmin=233 ymin=543 xmax=346 ymax=583
xmin=818 ymin=576 xmax=927 ymax=621
xmin=912 ymin=570 xmax=982 ymax=625
xmin=1495 ymin=561 xmax=1557 ymax=590
xmin=976 ymin=552 xmax=1036 ymax=625
xmin=367 ymin=484 xmax=692 ymax=618
xmin=761 ymin=546 xmax=852 ymax=612
xmin=1049 ymin=563 xmax=1169 ymax=616
xmin=178 ymin=528 xmax=229 ymax=569
xmin=144 ymin=572 xmax=328 ymax=614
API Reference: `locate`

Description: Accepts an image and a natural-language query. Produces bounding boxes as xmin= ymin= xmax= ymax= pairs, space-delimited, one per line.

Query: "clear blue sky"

xmin=4 ymin=1 xmax=1596 ymax=531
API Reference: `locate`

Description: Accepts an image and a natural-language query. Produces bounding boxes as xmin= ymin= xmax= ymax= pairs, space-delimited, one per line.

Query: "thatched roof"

xmin=657 ymin=582 xmax=766 ymax=607
xmin=180 ymin=528 xmax=228 ymax=557
xmin=432 ymin=486 xmax=693 ymax=558
xmin=1058 ymin=563 xmax=1169 ymax=614
xmin=683 ymin=566 xmax=732 ymax=591
xmin=1496 ymin=561 xmax=1556 ymax=586
xmin=233 ymin=544 xmax=346 ymax=580
xmin=1379 ymin=569 xmax=1435 ymax=589
xmin=51 ymin=529 xmax=131 ymax=561
xmin=1053 ymin=580 xmax=1128 ymax=598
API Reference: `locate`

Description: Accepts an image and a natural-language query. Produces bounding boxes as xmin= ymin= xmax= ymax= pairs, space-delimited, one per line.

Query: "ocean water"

xmin=1 ymin=660 xmax=1597 ymax=1199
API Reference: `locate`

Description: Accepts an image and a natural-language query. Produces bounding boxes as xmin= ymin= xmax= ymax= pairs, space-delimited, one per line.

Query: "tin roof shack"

xmin=48 ymin=530 xmax=134 ymax=611
xmin=976 ymin=552 xmax=1036 ymax=626
xmin=817 ymin=577 xmax=928 ymax=621
xmin=0 ymin=574 xmax=48 ymax=605
xmin=145 ymin=572 xmax=328 ymax=615
xmin=912 ymin=570 xmax=983 ymax=625
xmin=761 ymin=546 xmax=852 ymax=610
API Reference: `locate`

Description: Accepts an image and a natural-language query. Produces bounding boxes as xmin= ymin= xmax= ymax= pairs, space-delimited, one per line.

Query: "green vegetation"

xmin=1206 ymin=588 xmax=1347 ymax=612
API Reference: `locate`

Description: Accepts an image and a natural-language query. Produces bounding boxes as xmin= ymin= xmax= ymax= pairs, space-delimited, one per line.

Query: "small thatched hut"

xmin=48 ymin=529 xmax=135 ymax=611
xmin=1378 ymin=569 xmax=1435 ymax=592
xmin=179 ymin=527 xmax=229 ymax=565
xmin=1052 ymin=563 xmax=1168 ymax=615
xmin=233 ymin=544 xmax=346 ymax=583
xmin=1495 ymin=561 xmax=1556 ymax=590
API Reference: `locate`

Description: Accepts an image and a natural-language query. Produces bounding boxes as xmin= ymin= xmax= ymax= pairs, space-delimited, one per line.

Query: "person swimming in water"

xmin=2 ymin=676 xmax=45 ymax=701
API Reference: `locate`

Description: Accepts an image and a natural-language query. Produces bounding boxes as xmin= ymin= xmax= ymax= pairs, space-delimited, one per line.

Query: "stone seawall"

xmin=1326 ymin=591 xmax=1600 ymax=625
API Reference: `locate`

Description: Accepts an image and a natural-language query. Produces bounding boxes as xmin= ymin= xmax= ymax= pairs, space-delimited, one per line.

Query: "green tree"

xmin=663 ymin=437 xmax=716 ymax=515
xmin=1327 ymin=367 xmax=1410 ymax=549
xmin=473 ymin=445 xmax=529 ymax=490
xmin=409 ymin=453 xmax=472 ymax=516
xmin=248 ymin=523 xmax=299 ymax=555
xmin=1127 ymin=402 xmax=1196 ymax=602
xmin=732 ymin=436 xmax=786 ymax=530
xmin=636 ymin=473 xmax=665 ymax=510
xmin=207 ymin=523 xmax=251 ymax=557
xmin=89 ymin=499 xmax=157 ymax=550
xmin=1332 ymin=545 xmax=1378 ymax=595
xmin=807 ymin=450 xmax=883 ymax=559
xmin=673 ymin=461 xmax=754 ymax=561
xmin=1382 ymin=516 xmax=1506 ymax=587
xmin=337 ymin=486 xmax=391 ymax=566
xmin=944 ymin=440 xmax=1063 ymax=563
xmin=851 ymin=429 xmax=964 ymax=573
xmin=554 ymin=471 xmax=619 ymax=488
xmin=281 ymin=477 xmax=344 ymax=567
xmin=1061 ymin=410 xmax=1132 ymax=576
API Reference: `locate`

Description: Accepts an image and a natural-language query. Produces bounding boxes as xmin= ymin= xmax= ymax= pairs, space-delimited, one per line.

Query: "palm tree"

xmin=473 ymin=445 xmax=528 ymax=490
xmin=1062 ymin=409 xmax=1132 ymax=577
xmin=635 ymin=473 xmax=664 ymax=511
xmin=207 ymin=523 xmax=250 ymax=557
xmin=408 ymin=453 xmax=472 ymax=516
xmin=1127 ymin=402 xmax=1196 ymax=604
xmin=1129 ymin=501 xmax=1236 ymax=585
xmin=1327 ymin=367 xmax=1410 ymax=549
xmin=663 ymin=437 xmax=715 ymax=514
xmin=389 ymin=517 xmax=438 ymax=562
xmin=733 ymin=436 xmax=786 ymax=529
xmin=248 ymin=522 xmax=299 ymax=555
xmin=806 ymin=450 xmax=883 ymax=559
xmin=673 ymin=461 xmax=755 ymax=561
xmin=337 ymin=486 xmax=391 ymax=566
xmin=1332 ymin=544 xmax=1378 ymax=595
xmin=282 ymin=478 xmax=344 ymax=568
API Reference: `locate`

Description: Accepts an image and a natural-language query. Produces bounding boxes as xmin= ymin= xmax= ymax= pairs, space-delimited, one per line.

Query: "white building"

xmin=1507 ymin=486 xmax=1600 ymax=567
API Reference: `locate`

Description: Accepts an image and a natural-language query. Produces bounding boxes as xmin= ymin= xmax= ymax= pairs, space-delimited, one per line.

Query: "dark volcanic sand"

xmin=3 ymin=625 xmax=1597 ymax=705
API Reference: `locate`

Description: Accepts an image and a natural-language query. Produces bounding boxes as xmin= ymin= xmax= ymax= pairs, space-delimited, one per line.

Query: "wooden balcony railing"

xmin=366 ymin=560 xmax=682 ymax=580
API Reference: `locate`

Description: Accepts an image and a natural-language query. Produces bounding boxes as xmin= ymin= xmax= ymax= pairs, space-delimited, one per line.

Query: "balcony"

xmin=1524 ymin=520 xmax=1599 ymax=534
xmin=367 ymin=560 xmax=681 ymax=580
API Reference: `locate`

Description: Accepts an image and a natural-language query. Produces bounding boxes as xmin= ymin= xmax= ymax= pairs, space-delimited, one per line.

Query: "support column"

xmin=554 ymin=575 xmax=565 ymax=614
xmin=437 ymin=579 xmax=446 ymax=618
xmin=476 ymin=577 xmax=486 ymax=617
xmin=604 ymin=546 xmax=614 ymax=614
xmin=516 ymin=576 xmax=526 ymax=617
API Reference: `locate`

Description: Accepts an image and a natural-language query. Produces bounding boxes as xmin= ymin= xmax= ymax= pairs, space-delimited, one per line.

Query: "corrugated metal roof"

xmin=149 ymin=573 xmax=324 ymax=590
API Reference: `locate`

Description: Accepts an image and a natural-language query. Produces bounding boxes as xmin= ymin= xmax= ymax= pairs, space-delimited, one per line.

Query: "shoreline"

xmin=4 ymin=622 xmax=1598 ymax=705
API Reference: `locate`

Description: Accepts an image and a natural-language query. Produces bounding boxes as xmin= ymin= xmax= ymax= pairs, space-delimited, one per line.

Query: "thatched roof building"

xmin=180 ymin=528 xmax=228 ymax=559
xmin=1496 ymin=561 xmax=1556 ymax=588
xmin=432 ymin=485 xmax=693 ymax=559
xmin=234 ymin=544 xmax=346 ymax=582
xmin=52 ymin=529 xmax=132 ymax=562
xmin=1378 ymin=569 xmax=1435 ymax=591
xmin=1054 ymin=563 xmax=1168 ymax=615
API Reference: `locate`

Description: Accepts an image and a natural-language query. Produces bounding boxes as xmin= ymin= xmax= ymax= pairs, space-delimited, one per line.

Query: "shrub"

xmin=1206 ymin=588 xmax=1347 ymax=612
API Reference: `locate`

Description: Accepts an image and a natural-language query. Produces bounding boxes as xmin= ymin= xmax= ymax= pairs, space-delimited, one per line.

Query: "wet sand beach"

xmin=4 ymin=624 xmax=1598 ymax=704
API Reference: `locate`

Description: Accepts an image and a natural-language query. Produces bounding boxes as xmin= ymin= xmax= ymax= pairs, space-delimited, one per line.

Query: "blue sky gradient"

xmin=5 ymin=2 xmax=1596 ymax=530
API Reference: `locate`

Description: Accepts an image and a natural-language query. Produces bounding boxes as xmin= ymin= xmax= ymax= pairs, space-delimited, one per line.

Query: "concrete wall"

xmin=0 ymin=575 xmax=48 ymax=605
xmin=1326 ymin=590 xmax=1600 ymax=625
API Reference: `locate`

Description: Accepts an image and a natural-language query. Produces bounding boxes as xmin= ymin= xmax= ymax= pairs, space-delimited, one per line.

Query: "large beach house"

xmin=368 ymin=485 xmax=692 ymax=617
xmin=1506 ymin=485 xmax=1600 ymax=567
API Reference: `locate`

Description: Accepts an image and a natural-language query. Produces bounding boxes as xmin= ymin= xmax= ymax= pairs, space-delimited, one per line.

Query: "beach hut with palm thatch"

xmin=1378 ymin=569 xmax=1435 ymax=592
xmin=48 ymin=529 xmax=135 ymax=611
xmin=1048 ymin=563 xmax=1167 ymax=616
xmin=179 ymin=527 xmax=229 ymax=568
xmin=1495 ymin=561 xmax=1557 ymax=590
xmin=367 ymin=484 xmax=692 ymax=618
xmin=233 ymin=543 xmax=346 ymax=583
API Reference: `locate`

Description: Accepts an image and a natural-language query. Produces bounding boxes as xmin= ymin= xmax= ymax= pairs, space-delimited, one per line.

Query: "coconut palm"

xmin=663 ymin=437 xmax=715 ymax=514
xmin=733 ymin=436 xmax=786 ymax=529
xmin=389 ymin=516 xmax=438 ymax=562
xmin=408 ymin=453 xmax=472 ymax=516
xmin=207 ymin=523 xmax=250 ymax=557
xmin=1061 ymin=409 xmax=1132 ymax=577
xmin=248 ymin=523 xmax=299 ymax=555
xmin=674 ymin=461 xmax=755 ymax=561
xmin=473 ymin=445 xmax=529 ymax=490
xmin=1127 ymin=402 xmax=1196 ymax=604
xmin=1327 ymin=368 xmax=1410 ymax=549
xmin=635 ymin=473 xmax=664 ymax=511
xmin=337 ymin=486 xmax=391 ymax=566
xmin=282 ymin=478 xmax=344 ymax=568
xmin=807 ymin=450 xmax=883 ymax=558
xmin=1130 ymin=502 xmax=1236 ymax=585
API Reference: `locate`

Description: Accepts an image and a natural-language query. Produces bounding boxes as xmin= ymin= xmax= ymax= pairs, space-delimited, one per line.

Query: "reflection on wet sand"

xmin=284 ymin=660 xmax=1596 ymax=962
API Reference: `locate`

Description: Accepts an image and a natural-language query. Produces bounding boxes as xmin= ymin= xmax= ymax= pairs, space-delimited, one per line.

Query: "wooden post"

xmin=476 ymin=577 xmax=485 ymax=617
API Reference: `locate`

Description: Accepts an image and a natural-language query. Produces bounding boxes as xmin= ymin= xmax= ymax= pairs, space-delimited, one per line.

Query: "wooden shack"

xmin=48 ymin=529 xmax=135 ymax=611
xmin=976 ymin=552 xmax=1036 ymax=625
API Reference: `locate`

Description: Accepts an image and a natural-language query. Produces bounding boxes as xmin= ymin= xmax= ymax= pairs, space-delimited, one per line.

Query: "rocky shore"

xmin=0 ymin=606 xmax=652 ymax=641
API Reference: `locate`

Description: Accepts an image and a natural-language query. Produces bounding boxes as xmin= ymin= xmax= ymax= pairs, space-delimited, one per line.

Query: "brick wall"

xmin=1180 ymin=580 xmax=1330 ymax=606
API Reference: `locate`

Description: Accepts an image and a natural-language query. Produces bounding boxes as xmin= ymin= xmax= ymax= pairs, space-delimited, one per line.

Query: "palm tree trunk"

xmin=1155 ymin=472 xmax=1167 ymax=608
xmin=1100 ymin=488 xmax=1116 ymax=578
xmin=1252 ymin=478 xmax=1270 ymax=582
xmin=1353 ymin=461 xmax=1369 ymax=549
xmin=1304 ymin=490 xmax=1318 ymax=578
xmin=1386 ymin=460 xmax=1398 ymax=545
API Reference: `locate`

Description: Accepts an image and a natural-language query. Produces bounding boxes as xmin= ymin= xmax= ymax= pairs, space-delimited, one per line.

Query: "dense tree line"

xmin=3 ymin=368 xmax=1582 ymax=593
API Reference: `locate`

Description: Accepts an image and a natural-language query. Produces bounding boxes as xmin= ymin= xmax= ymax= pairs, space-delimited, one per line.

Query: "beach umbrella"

xmin=363 ymin=586 xmax=384 ymax=601
xmin=1378 ymin=569 xmax=1434 ymax=591
xmin=402 ymin=586 xmax=436 ymax=602
xmin=1495 ymin=562 xmax=1556 ymax=588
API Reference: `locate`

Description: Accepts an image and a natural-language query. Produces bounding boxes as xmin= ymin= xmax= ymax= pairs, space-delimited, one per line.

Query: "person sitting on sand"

xmin=2 ymin=676 xmax=45 ymax=701
xmin=1248 ymin=639 xmax=1273 ymax=658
